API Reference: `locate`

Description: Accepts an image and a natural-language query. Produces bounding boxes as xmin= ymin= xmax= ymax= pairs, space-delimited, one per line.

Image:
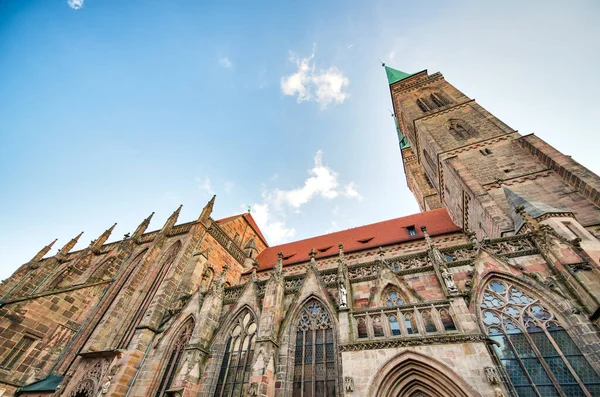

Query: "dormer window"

xmin=406 ymin=226 xmax=417 ymax=236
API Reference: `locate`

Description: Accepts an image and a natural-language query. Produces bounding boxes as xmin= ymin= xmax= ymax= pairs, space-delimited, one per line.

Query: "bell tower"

xmin=386 ymin=65 xmax=600 ymax=238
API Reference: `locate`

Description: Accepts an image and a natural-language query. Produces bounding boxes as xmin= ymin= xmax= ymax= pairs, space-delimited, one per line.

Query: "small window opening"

xmin=357 ymin=237 xmax=374 ymax=244
xmin=480 ymin=148 xmax=492 ymax=156
xmin=424 ymin=173 xmax=434 ymax=189
xmin=282 ymin=254 xmax=296 ymax=261
xmin=0 ymin=336 xmax=34 ymax=370
xmin=317 ymin=246 xmax=333 ymax=253
xmin=406 ymin=226 xmax=417 ymax=237
xmin=564 ymin=222 xmax=581 ymax=239
xmin=430 ymin=93 xmax=445 ymax=108
xmin=416 ymin=98 xmax=430 ymax=112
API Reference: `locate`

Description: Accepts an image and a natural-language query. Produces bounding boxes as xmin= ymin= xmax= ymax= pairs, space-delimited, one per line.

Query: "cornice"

xmin=340 ymin=333 xmax=488 ymax=352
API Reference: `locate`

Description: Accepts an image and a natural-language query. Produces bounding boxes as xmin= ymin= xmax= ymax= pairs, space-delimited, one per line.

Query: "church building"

xmin=1 ymin=66 xmax=600 ymax=397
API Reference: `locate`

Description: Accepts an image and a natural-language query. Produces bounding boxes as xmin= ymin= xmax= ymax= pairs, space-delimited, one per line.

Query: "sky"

xmin=1 ymin=1 xmax=600 ymax=281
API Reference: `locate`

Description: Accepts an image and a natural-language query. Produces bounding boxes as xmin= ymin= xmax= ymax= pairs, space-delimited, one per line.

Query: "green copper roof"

xmin=18 ymin=375 xmax=63 ymax=393
xmin=393 ymin=116 xmax=410 ymax=149
xmin=385 ymin=66 xmax=413 ymax=85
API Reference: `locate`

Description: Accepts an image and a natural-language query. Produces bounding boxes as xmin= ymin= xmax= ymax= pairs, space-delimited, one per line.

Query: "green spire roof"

xmin=384 ymin=65 xmax=413 ymax=85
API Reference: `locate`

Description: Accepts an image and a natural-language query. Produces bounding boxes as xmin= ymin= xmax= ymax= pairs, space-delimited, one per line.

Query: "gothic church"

xmin=1 ymin=66 xmax=600 ymax=397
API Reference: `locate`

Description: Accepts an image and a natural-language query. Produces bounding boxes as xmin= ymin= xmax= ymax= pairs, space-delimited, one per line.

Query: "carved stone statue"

xmin=97 ymin=376 xmax=112 ymax=396
xmin=344 ymin=376 xmax=355 ymax=392
xmin=441 ymin=266 xmax=458 ymax=293
xmin=338 ymin=280 xmax=348 ymax=308
xmin=484 ymin=366 xmax=500 ymax=385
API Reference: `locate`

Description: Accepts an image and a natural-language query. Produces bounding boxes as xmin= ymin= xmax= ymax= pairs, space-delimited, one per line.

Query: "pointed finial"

xmin=516 ymin=205 xmax=540 ymax=232
xmin=91 ymin=223 xmax=117 ymax=253
xmin=380 ymin=59 xmax=385 ymax=67
xmin=30 ymin=238 xmax=58 ymax=263
xmin=162 ymin=205 xmax=182 ymax=233
xmin=251 ymin=261 xmax=259 ymax=282
xmin=57 ymin=231 xmax=84 ymax=260
xmin=275 ymin=252 xmax=284 ymax=276
xmin=199 ymin=195 xmax=216 ymax=224
xmin=133 ymin=212 xmax=154 ymax=242
xmin=309 ymin=248 xmax=317 ymax=260
xmin=420 ymin=226 xmax=433 ymax=248
xmin=338 ymin=243 xmax=345 ymax=263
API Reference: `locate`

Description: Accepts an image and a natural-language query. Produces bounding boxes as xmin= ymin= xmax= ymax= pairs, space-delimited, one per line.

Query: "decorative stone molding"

xmin=344 ymin=376 xmax=355 ymax=392
xmin=484 ymin=366 xmax=501 ymax=385
xmin=340 ymin=333 xmax=488 ymax=352
xmin=207 ymin=222 xmax=246 ymax=264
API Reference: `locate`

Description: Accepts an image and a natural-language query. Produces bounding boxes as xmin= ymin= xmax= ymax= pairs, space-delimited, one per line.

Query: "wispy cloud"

xmin=196 ymin=177 xmax=214 ymax=195
xmin=251 ymin=151 xmax=361 ymax=244
xmin=224 ymin=181 xmax=234 ymax=193
xmin=280 ymin=51 xmax=350 ymax=109
xmin=68 ymin=0 xmax=83 ymax=9
xmin=219 ymin=56 xmax=232 ymax=68
xmin=347 ymin=44 xmax=354 ymax=49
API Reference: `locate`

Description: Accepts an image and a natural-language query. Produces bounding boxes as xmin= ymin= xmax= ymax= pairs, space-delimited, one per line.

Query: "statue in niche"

xmin=441 ymin=266 xmax=458 ymax=293
xmin=338 ymin=279 xmax=348 ymax=308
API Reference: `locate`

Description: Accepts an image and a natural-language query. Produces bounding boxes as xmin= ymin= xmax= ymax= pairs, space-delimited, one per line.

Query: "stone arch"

xmin=475 ymin=272 xmax=600 ymax=393
xmin=379 ymin=282 xmax=409 ymax=307
xmin=367 ymin=350 xmax=480 ymax=397
xmin=86 ymin=257 xmax=116 ymax=283
xmin=278 ymin=295 xmax=343 ymax=397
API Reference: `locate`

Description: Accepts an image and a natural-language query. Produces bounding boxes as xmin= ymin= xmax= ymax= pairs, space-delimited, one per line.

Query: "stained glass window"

xmin=385 ymin=290 xmax=404 ymax=307
xmin=389 ymin=315 xmax=401 ymax=336
xmin=422 ymin=310 xmax=437 ymax=333
xmin=481 ymin=280 xmax=600 ymax=396
xmin=372 ymin=316 xmax=384 ymax=337
xmin=293 ymin=301 xmax=338 ymax=397
xmin=439 ymin=309 xmax=456 ymax=332
xmin=214 ymin=310 xmax=257 ymax=397
xmin=405 ymin=313 xmax=417 ymax=335
xmin=156 ymin=319 xmax=194 ymax=397
xmin=357 ymin=317 xmax=368 ymax=339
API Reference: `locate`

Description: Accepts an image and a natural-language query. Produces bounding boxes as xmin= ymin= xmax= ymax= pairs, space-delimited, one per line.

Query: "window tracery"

xmin=481 ymin=280 xmax=600 ymax=396
xmin=385 ymin=290 xmax=405 ymax=307
xmin=293 ymin=300 xmax=338 ymax=397
xmin=214 ymin=310 xmax=257 ymax=397
xmin=155 ymin=319 xmax=194 ymax=397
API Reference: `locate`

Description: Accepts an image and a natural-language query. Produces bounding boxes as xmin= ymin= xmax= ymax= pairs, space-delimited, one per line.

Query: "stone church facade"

xmin=1 ymin=67 xmax=600 ymax=396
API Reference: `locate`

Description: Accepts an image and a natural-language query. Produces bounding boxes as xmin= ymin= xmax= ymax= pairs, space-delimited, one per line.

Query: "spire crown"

xmin=383 ymin=65 xmax=414 ymax=85
xmin=91 ymin=223 xmax=117 ymax=253
xmin=133 ymin=212 xmax=154 ymax=242
xmin=199 ymin=195 xmax=216 ymax=224
xmin=30 ymin=238 xmax=58 ymax=263
xmin=58 ymin=231 xmax=84 ymax=257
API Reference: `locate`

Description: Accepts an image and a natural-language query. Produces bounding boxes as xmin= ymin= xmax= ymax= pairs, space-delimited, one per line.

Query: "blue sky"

xmin=1 ymin=1 xmax=599 ymax=280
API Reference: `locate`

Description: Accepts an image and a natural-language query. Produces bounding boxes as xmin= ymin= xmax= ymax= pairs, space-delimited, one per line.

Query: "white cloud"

xmin=268 ymin=150 xmax=340 ymax=209
xmin=347 ymin=44 xmax=354 ymax=49
xmin=344 ymin=182 xmax=363 ymax=201
xmin=251 ymin=203 xmax=295 ymax=244
xmin=280 ymin=52 xmax=350 ymax=109
xmin=219 ymin=56 xmax=232 ymax=68
xmin=68 ymin=0 xmax=83 ymax=9
xmin=251 ymin=151 xmax=361 ymax=244
xmin=196 ymin=177 xmax=214 ymax=195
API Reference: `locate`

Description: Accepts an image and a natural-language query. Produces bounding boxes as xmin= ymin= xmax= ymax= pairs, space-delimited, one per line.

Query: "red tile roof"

xmin=248 ymin=208 xmax=459 ymax=274
xmin=216 ymin=213 xmax=269 ymax=247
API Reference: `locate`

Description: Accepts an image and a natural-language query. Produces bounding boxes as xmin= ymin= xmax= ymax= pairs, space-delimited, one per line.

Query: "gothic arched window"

xmin=293 ymin=300 xmax=338 ymax=397
xmin=389 ymin=315 xmax=401 ymax=336
xmin=214 ymin=310 xmax=257 ymax=397
xmin=448 ymin=119 xmax=476 ymax=140
xmin=385 ymin=290 xmax=405 ymax=307
xmin=481 ymin=280 xmax=600 ymax=396
xmin=357 ymin=317 xmax=368 ymax=339
xmin=439 ymin=309 xmax=456 ymax=332
xmin=372 ymin=316 xmax=384 ymax=337
xmin=155 ymin=319 xmax=194 ymax=397
xmin=405 ymin=314 xmax=418 ymax=335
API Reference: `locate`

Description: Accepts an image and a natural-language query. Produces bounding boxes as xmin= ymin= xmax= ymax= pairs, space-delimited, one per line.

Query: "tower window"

xmin=430 ymin=93 xmax=445 ymax=108
xmin=424 ymin=173 xmax=434 ymax=188
xmin=406 ymin=226 xmax=417 ymax=236
xmin=416 ymin=98 xmax=430 ymax=112
xmin=480 ymin=148 xmax=492 ymax=156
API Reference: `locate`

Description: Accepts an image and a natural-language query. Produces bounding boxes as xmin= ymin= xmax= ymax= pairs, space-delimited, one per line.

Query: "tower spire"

xmin=383 ymin=64 xmax=414 ymax=85
xmin=91 ymin=223 xmax=116 ymax=254
xmin=30 ymin=238 xmax=58 ymax=263
xmin=132 ymin=212 xmax=154 ymax=242
xmin=56 ymin=231 xmax=84 ymax=261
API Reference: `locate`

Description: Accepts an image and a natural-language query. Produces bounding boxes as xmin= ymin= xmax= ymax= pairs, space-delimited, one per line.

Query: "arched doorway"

xmin=367 ymin=351 xmax=480 ymax=397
